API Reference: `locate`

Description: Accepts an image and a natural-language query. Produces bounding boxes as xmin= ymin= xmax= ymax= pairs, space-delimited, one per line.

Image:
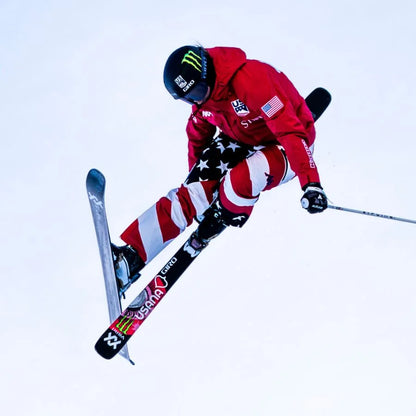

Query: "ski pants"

xmin=121 ymin=134 xmax=297 ymax=264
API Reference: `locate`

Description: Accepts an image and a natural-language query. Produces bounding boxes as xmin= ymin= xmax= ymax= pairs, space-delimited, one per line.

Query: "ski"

xmin=93 ymin=87 xmax=331 ymax=361
xmin=95 ymin=233 xmax=205 ymax=360
xmin=305 ymin=87 xmax=331 ymax=121
xmin=87 ymin=169 xmax=134 ymax=365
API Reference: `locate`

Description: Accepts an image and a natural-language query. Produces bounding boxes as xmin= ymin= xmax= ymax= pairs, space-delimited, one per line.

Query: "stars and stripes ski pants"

xmin=121 ymin=134 xmax=296 ymax=264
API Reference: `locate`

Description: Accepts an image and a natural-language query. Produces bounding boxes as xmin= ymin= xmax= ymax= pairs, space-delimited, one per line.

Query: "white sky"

xmin=1 ymin=1 xmax=416 ymax=415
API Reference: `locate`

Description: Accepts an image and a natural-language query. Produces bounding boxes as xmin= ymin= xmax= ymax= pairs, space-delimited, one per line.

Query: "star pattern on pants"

xmin=185 ymin=135 xmax=256 ymax=185
xmin=216 ymin=160 xmax=229 ymax=174
xmin=197 ymin=159 xmax=209 ymax=170
xmin=227 ymin=142 xmax=240 ymax=152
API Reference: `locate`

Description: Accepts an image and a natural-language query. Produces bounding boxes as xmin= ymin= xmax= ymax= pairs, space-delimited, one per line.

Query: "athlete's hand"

xmin=301 ymin=183 xmax=328 ymax=214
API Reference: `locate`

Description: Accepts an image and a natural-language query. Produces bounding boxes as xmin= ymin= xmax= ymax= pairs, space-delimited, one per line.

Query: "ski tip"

xmin=87 ymin=168 xmax=104 ymax=179
xmin=95 ymin=328 xmax=130 ymax=361
xmin=95 ymin=341 xmax=136 ymax=365
xmin=95 ymin=339 xmax=118 ymax=360
xmin=95 ymin=345 xmax=115 ymax=360
xmin=86 ymin=168 xmax=105 ymax=189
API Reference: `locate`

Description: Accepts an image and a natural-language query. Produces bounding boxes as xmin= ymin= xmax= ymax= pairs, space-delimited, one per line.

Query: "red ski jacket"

xmin=186 ymin=47 xmax=320 ymax=188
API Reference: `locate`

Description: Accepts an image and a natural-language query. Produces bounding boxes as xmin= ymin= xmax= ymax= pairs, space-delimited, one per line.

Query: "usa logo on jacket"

xmin=231 ymin=99 xmax=250 ymax=116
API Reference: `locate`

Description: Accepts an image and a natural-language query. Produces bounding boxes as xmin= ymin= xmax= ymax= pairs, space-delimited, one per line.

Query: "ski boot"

xmin=111 ymin=244 xmax=145 ymax=297
xmin=191 ymin=199 xmax=249 ymax=249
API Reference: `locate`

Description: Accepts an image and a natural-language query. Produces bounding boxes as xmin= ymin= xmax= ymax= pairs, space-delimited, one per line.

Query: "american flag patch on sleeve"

xmin=261 ymin=95 xmax=284 ymax=118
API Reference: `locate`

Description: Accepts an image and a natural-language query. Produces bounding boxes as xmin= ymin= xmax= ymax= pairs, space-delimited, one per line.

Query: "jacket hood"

xmin=206 ymin=47 xmax=247 ymax=101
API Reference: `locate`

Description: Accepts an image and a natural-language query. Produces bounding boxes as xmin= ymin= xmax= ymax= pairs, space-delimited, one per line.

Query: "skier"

xmin=112 ymin=45 xmax=328 ymax=295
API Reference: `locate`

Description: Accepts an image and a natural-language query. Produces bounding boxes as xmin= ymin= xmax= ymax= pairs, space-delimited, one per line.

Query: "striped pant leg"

xmin=120 ymin=135 xmax=255 ymax=264
xmin=121 ymin=180 xmax=217 ymax=264
xmin=219 ymin=144 xmax=290 ymax=217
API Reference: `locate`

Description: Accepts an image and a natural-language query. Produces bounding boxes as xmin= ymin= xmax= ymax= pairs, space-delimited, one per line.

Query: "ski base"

xmin=87 ymin=168 xmax=134 ymax=365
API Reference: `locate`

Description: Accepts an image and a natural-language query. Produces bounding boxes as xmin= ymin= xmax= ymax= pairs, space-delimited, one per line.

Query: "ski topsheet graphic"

xmin=91 ymin=87 xmax=332 ymax=362
xmin=87 ymin=169 xmax=134 ymax=365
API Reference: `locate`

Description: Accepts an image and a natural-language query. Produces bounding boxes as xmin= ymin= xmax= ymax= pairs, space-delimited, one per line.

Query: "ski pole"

xmin=327 ymin=204 xmax=416 ymax=225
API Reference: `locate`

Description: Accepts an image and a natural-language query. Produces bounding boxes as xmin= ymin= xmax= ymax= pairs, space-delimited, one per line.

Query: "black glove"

xmin=301 ymin=182 xmax=328 ymax=214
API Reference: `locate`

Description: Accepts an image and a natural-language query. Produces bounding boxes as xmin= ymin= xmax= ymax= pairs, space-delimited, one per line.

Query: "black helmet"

xmin=163 ymin=45 xmax=215 ymax=104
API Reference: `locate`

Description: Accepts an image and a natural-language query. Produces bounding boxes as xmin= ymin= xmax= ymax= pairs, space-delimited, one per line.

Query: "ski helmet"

xmin=163 ymin=46 xmax=215 ymax=104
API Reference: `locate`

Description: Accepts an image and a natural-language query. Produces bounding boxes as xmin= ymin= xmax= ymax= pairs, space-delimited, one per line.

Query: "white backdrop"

xmin=1 ymin=1 xmax=415 ymax=415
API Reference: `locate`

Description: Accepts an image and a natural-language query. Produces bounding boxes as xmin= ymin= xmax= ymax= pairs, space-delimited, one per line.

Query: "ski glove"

xmin=301 ymin=182 xmax=328 ymax=214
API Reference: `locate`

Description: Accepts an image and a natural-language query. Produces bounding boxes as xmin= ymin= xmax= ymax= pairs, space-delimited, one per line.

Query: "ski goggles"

xmin=180 ymin=81 xmax=210 ymax=104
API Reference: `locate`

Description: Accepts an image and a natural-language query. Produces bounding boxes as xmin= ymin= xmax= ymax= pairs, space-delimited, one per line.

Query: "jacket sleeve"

xmin=186 ymin=110 xmax=217 ymax=170
xmin=264 ymin=103 xmax=320 ymax=188
xmin=234 ymin=63 xmax=320 ymax=188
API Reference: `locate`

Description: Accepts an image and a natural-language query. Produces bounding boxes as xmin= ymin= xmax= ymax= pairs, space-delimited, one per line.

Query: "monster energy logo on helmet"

xmin=181 ymin=50 xmax=202 ymax=72
xmin=163 ymin=45 xmax=216 ymax=101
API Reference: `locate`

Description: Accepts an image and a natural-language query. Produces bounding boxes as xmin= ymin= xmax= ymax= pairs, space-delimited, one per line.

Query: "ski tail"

xmin=305 ymin=87 xmax=331 ymax=122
